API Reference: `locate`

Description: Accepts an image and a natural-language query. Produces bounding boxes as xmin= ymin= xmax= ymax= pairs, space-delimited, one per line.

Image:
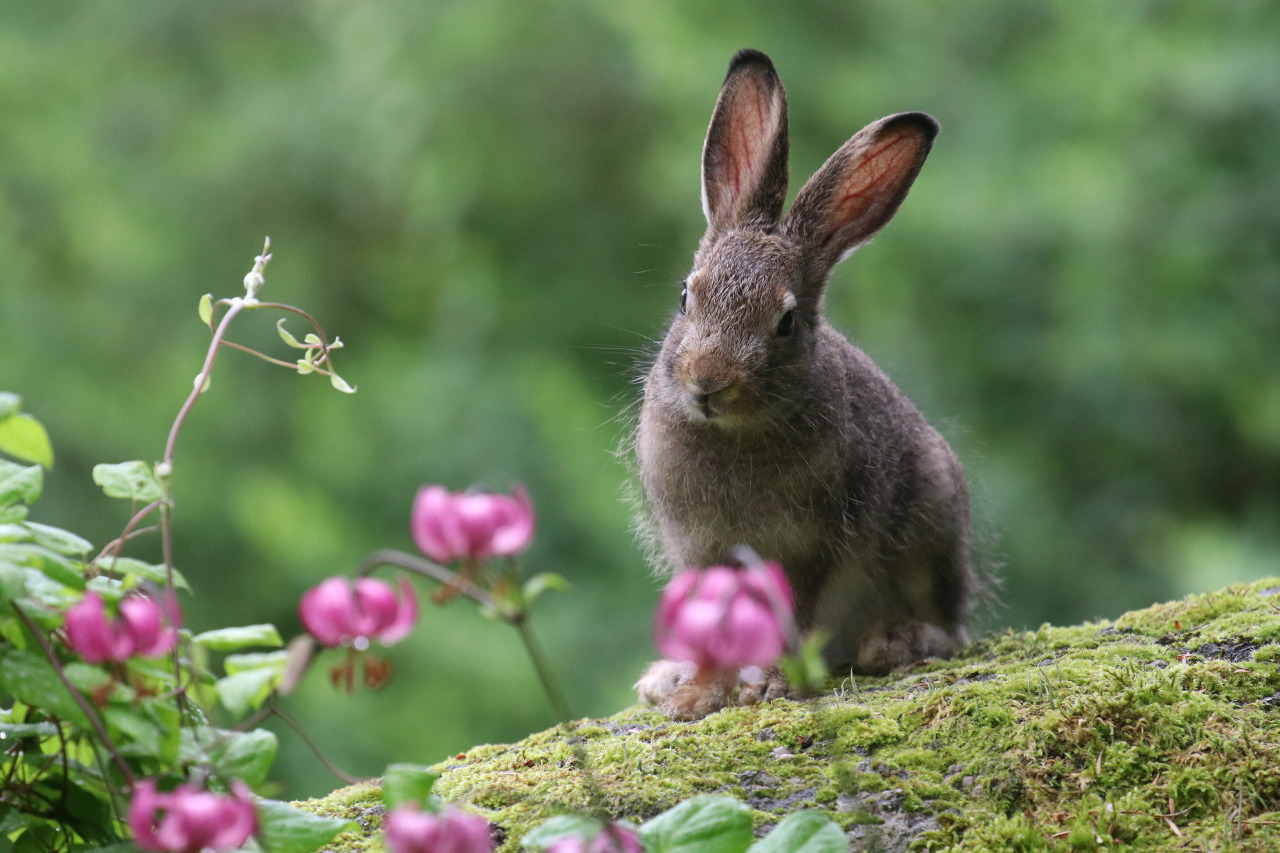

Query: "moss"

xmin=296 ymin=578 xmax=1280 ymax=851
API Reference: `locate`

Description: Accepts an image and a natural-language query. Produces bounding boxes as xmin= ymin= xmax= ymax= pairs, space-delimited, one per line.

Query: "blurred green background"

xmin=2 ymin=1 xmax=1278 ymax=798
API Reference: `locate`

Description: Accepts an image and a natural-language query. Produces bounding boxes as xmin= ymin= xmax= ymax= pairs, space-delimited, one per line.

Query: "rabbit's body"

xmin=634 ymin=50 xmax=975 ymax=718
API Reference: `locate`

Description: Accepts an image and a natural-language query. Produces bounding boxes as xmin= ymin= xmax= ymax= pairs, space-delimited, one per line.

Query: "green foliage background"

xmin=1 ymin=2 xmax=1277 ymax=798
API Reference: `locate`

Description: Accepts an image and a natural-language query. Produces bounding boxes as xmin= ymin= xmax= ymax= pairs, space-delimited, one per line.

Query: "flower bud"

xmin=129 ymin=779 xmax=258 ymax=853
xmin=410 ymin=485 xmax=535 ymax=564
xmin=64 ymin=591 xmax=180 ymax=664
xmin=653 ymin=562 xmax=794 ymax=670
xmin=384 ymin=805 xmax=494 ymax=853
xmin=299 ymin=576 xmax=419 ymax=648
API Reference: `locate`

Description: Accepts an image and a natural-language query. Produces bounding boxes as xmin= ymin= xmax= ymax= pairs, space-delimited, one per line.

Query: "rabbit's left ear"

xmin=701 ymin=49 xmax=790 ymax=238
xmin=784 ymin=112 xmax=937 ymax=276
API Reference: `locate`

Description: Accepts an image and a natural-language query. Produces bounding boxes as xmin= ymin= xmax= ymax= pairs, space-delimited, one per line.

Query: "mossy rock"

xmin=297 ymin=578 xmax=1280 ymax=851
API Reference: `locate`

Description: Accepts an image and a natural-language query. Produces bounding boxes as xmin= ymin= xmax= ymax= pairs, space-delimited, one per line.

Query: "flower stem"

xmin=512 ymin=617 xmax=573 ymax=723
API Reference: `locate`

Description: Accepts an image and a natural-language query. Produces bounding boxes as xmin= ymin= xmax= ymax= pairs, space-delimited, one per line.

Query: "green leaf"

xmin=0 ymin=461 xmax=42 ymax=508
xmin=641 ymin=797 xmax=754 ymax=853
xmin=0 ymin=413 xmax=54 ymax=469
xmin=0 ymin=647 xmax=89 ymax=728
xmin=97 ymin=556 xmax=191 ymax=592
xmin=0 ymin=722 xmax=58 ymax=740
xmin=92 ymin=462 xmax=162 ymax=503
xmin=254 ymin=798 xmax=358 ymax=853
xmin=0 ymin=503 xmax=29 ymax=523
xmin=747 ymin=812 xmax=846 ymax=853
xmin=521 ymin=816 xmax=604 ymax=849
xmin=522 ymin=572 xmax=570 ymax=608
xmin=199 ymin=293 xmax=215 ymax=327
xmin=193 ymin=624 xmax=283 ymax=651
xmin=21 ymin=522 xmax=92 ymax=556
xmin=0 ymin=543 xmax=84 ymax=591
xmin=381 ymin=764 xmax=441 ymax=810
xmin=0 ymin=561 xmax=25 ymax=605
xmin=276 ymin=318 xmax=304 ymax=348
xmin=329 ymin=371 xmax=356 ymax=394
xmin=0 ymin=393 xmax=20 ymax=419
xmin=103 ymin=706 xmax=164 ymax=759
xmin=224 ymin=650 xmax=290 ymax=675
xmin=215 ymin=668 xmax=280 ymax=716
xmin=205 ymin=728 xmax=279 ymax=788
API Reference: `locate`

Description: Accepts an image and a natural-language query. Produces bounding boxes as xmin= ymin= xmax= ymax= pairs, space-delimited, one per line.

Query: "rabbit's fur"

xmin=634 ymin=49 xmax=976 ymax=719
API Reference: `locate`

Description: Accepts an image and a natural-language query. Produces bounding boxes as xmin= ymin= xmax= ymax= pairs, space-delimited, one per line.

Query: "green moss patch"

xmin=298 ymin=579 xmax=1280 ymax=851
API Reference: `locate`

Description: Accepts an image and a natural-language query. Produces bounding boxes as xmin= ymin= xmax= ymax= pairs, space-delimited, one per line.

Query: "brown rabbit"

xmin=634 ymin=49 xmax=976 ymax=719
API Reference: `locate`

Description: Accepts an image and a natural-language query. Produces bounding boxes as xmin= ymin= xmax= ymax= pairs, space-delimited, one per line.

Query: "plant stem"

xmin=355 ymin=549 xmax=492 ymax=607
xmin=267 ymin=698 xmax=367 ymax=786
xmin=512 ymin=617 xmax=573 ymax=723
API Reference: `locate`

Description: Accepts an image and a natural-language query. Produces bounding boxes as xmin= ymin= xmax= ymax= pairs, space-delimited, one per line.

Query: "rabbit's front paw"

xmin=660 ymin=667 xmax=739 ymax=720
xmin=634 ymin=659 xmax=695 ymax=706
xmin=856 ymin=620 xmax=960 ymax=673
xmin=738 ymin=665 xmax=791 ymax=705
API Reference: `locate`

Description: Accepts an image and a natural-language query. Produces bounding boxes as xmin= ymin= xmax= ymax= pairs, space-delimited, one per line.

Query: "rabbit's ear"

xmin=784 ymin=112 xmax=937 ymax=278
xmin=701 ymin=49 xmax=790 ymax=237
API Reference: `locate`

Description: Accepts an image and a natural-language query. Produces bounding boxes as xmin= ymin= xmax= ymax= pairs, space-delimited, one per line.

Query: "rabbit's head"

xmin=649 ymin=49 xmax=937 ymax=430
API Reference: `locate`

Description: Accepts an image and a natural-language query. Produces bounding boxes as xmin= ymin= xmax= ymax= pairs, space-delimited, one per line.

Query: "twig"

xmin=91 ymin=500 xmax=163 ymax=567
xmin=355 ymin=550 xmax=492 ymax=607
xmin=267 ymin=698 xmax=367 ymax=786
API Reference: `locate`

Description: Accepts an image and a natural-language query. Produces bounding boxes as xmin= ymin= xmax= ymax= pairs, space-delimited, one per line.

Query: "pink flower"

xmin=384 ymin=805 xmax=494 ymax=853
xmin=653 ymin=562 xmax=795 ymax=670
xmin=545 ymin=825 xmax=643 ymax=853
xmin=129 ymin=779 xmax=258 ymax=853
xmin=64 ymin=592 xmax=180 ymax=664
xmin=410 ymin=485 xmax=535 ymax=564
xmin=298 ymin=576 xmax=419 ymax=648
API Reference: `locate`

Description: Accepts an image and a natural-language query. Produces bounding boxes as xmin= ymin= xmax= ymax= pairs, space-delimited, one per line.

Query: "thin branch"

xmin=355 ymin=550 xmax=493 ymax=607
xmin=266 ymin=698 xmax=367 ymax=786
xmin=92 ymin=499 xmax=164 ymax=567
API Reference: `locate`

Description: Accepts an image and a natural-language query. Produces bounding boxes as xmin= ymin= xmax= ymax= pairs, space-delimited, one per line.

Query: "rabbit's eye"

xmin=776 ymin=310 xmax=795 ymax=337
xmin=680 ymin=287 xmax=688 ymax=313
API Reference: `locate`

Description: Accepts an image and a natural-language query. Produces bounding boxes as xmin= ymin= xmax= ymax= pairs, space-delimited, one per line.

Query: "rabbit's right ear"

xmin=700 ymin=49 xmax=790 ymax=238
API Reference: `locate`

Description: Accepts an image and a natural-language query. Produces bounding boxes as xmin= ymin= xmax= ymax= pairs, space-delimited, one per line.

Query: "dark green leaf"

xmin=0 ymin=461 xmax=42 ymax=508
xmin=214 ymin=728 xmax=279 ymax=788
xmin=381 ymin=764 xmax=441 ymax=809
xmin=255 ymin=798 xmax=358 ymax=853
xmin=92 ymin=461 xmax=162 ymax=502
xmin=641 ymin=797 xmax=753 ymax=853
xmin=747 ymin=812 xmax=846 ymax=853
xmin=0 ymin=413 xmax=54 ymax=469
xmin=194 ymin=624 xmax=283 ymax=651
xmin=0 ymin=647 xmax=89 ymax=728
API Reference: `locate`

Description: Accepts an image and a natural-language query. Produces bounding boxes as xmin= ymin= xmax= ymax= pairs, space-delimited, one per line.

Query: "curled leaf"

xmin=277 ymin=318 xmax=304 ymax=349
xmin=198 ymin=293 xmax=215 ymax=328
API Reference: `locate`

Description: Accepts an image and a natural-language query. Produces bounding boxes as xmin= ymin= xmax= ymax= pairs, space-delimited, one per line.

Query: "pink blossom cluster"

xmin=129 ymin=780 xmax=257 ymax=853
xmin=298 ymin=576 xmax=418 ymax=648
xmin=64 ymin=592 xmax=180 ymax=664
xmin=410 ymin=485 xmax=535 ymax=564
xmin=653 ymin=561 xmax=794 ymax=670
xmin=383 ymin=804 xmax=494 ymax=853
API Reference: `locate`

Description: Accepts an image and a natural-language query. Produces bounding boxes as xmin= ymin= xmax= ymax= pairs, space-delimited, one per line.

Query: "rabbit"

xmin=633 ymin=49 xmax=977 ymax=720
